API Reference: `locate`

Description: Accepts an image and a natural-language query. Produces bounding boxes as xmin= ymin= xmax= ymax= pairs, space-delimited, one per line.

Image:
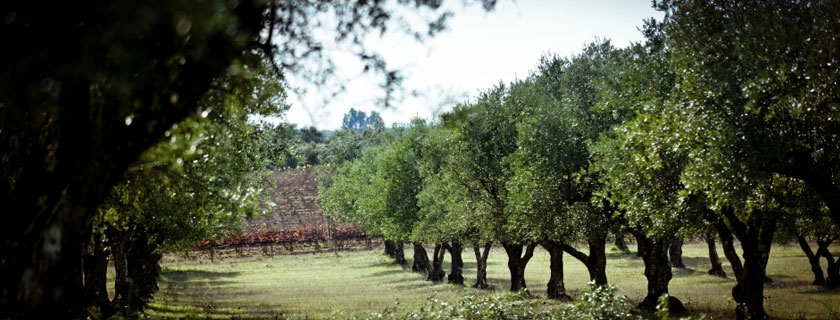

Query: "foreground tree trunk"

xmin=797 ymin=236 xmax=825 ymax=285
xmin=635 ymin=232 xmax=685 ymax=313
xmin=472 ymin=243 xmax=491 ymax=289
xmin=445 ymin=242 xmax=464 ymax=285
xmin=412 ymin=243 xmax=432 ymax=274
xmin=542 ymin=242 xmax=571 ymax=300
xmin=558 ymin=235 xmax=608 ymax=285
xmin=501 ymin=243 xmax=537 ymax=292
xmin=427 ymin=244 xmax=446 ymax=282
xmin=669 ymin=238 xmax=686 ymax=268
xmin=706 ymin=233 xmax=727 ymax=278
xmin=0 ymin=4 xmax=265 ymax=318
xmin=393 ymin=242 xmax=407 ymax=265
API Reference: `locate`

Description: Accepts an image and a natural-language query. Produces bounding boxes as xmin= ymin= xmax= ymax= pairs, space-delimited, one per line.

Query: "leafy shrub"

xmin=560 ymin=283 xmax=640 ymax=320
xmin=331 ymin=283 xmax=641 ymax=320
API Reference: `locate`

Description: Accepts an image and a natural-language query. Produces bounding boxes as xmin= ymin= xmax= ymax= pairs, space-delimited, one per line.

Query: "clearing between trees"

xmin=137 ymin=242 xmax=839 ymax=319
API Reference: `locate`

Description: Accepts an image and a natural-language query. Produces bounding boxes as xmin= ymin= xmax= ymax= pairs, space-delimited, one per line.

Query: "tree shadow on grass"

xmin=606 ymin=251 xmax=639 ymax=259
xmin=672 ymin=267 xmax=701 ymax=278
xmin=147 ymin=303 xmax=286 ymax=319
xmin=795 ymin=286 xmax=840 ymax=295
xmin=367 ymin=269 xmax=408 ymax=278
xmin=161 ymin=269 xmax=241 ymax=281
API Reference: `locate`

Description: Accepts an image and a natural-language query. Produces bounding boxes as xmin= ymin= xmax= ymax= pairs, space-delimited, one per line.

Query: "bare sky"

xmin=283 ymin=0 xmax=663 ymax=130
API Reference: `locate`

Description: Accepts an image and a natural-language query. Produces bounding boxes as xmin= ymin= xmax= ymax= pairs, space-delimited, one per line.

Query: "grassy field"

xmin=142 ymin=242 xmax=840 ymax=319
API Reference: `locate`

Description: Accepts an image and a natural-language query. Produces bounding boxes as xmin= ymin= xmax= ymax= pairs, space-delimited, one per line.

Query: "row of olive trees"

xmin=319 ymin=2 xmax=840 ymax=319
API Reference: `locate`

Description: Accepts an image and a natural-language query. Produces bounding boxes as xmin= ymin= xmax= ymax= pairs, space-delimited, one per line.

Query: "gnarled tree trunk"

xmin=558 ymin=234 xmax=608 ymax=285
xmin=472 ymin=243 xmax=491 ymax=289
xmin=124 ymin=229 xmax=161 ymax=313
xmin=719 ymin=208 xmax=776 ymax=320
xmin=111 ymin=231 xmax=130 ymax=312
xmin=445 ymin=241 xmax=464 ymax=285
xmin=542 ymin=241 xmax=571 ymax=300
xmin=412 ymin=243 xmax=431 ymax=274
xmin=635 ymin=232 xmax=685 ymax=313
xmin=816 ymin=239 xmax=839 ymax=287
xmin=669 ymin=237 xmax=686 ymax=268
xmin=706 ymin=233 xmax=726 ymax=278
xmin=393 ymin=242 xmax=407 ymax=265
xmin=83 ymin=233 xmax=111 ymax=316
xmin=384 ymin=240 xmax=396 ymax=257
xmin=427 ymin=244 xmax=446 ymax=282
xmin=707 ymin=210 xmax=745 ymax=283
xmin=501 ymin=243 xmax=536 ymax=292
xmin=797 ymin=236 xmax=825 ymax=285
xmin=0 ymin=3 xmax=265 ymax=318
xmin=614 ymin=230 xmax=630 ymax=253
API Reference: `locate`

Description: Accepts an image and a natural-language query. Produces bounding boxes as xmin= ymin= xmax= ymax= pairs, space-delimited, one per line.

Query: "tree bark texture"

xmin=502 ymin=243 xmax=536 ymax=292
xmin=384 ymin=240 xmax=395 ymax=257
xmin=542 ymin=242 xmax=571 ymax=300
xmin=427 ymin=244 xmax=446 ymax=282
xmin=393 ymin=242 xmax=407 ymax=265
xmin=635 ymin=232 xmax=686 ymax=314
xmin=706 ymin=233 xmax=727 ymax=278
xmin=669 ymin=237 xmax=686 ymax=268
xmin=720 ymin=208 xmax=776 ymax=320
xmin=445 ymin=242 xmax=464 ymax=285
xmin=614 ymin=230 xmax=630 ymax=253
xmin=412 ymin=243 xmax=431 ymax=274
xmin=637 ymin=234 xmax=674 ymax=309
xmin=472 ymin=243 xmax=491 ymax=289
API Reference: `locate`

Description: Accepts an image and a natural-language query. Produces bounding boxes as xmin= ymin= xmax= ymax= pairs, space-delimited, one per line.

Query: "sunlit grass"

xmin=142 ymin=242 xmax=840 ymax=319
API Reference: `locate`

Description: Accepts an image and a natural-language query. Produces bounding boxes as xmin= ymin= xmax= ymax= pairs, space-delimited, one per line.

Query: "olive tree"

xmin=445 ymin=82 xmax=539 ymax=292
xmin=508 ymin=42 xmax=621 ymax=300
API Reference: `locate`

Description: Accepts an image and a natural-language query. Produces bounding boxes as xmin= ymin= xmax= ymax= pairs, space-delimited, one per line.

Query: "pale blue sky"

xmin=283 ymin=0 xmax=663 ymax=130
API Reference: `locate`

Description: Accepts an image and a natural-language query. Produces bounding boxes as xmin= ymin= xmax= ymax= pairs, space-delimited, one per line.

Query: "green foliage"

xmin=98 ymin=54 xmax=286 ymax=251
xmin=508 ymin=41 xmax=619 ymax=243
xmin=444 ymin=82 xmax=530 ymax=243
xmin=332 ymin=283 xmax=639 ymax=320
xmin=377 ymin=123 xmax=425 ymax=241
xmin=657 ymin=0 xmax=840 ymax=222
xmin=414 ymin=125 xmax=475 ymax=244
xmin=565 ymin=283 xmax=639 ymax=320
xmin=318 ymin=146 xmax=388 ymax=237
